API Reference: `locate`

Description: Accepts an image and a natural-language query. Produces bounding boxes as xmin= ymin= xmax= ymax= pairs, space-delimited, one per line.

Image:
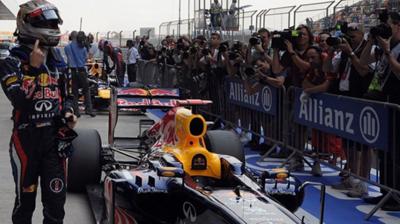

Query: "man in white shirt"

xmin=127 ymin=40 xmax=140 ymax=82
xmin=87 ymin=33 xmax=101 ymax=60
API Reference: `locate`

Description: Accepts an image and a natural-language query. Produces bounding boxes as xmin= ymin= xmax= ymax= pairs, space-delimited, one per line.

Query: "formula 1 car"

xmin=67 ymin=87 xmax=315 ymax=224
xmin=83 ymin=61 xmax=112 ymax=110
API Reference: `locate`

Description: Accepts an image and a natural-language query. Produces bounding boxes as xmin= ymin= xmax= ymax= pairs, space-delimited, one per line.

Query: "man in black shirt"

xmin=327 ymin=23 xmax=373 ymax=198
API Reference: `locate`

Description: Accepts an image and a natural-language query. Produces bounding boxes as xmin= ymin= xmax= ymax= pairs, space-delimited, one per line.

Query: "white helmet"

xmin=16 ymin=0 xmax=63 ymax=47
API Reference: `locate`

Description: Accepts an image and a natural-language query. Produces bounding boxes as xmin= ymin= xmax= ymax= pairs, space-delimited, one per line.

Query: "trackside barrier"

xmin=135 ymin=65 xmax=400 ymax=220
xmin=136 ymin=60 xmax=180 ymax=89
xmin=285 ymin=87 xmax=400 ymax=220
xmin=136 ymin=60 xmax=161 ymax=86
xmin=221 ymin=76 xmax=287 ymax=149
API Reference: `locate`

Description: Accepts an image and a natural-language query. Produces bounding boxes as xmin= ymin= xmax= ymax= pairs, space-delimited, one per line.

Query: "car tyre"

xmin=68 ymin=129 xmax=102 ymax=192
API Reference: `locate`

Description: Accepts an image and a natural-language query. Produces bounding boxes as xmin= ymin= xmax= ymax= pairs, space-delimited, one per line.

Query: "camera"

xmin=193 ymin=72 xmax=207 ymax=83
xmin=333 ymin=21 xmax=348 ymax=35
xmin=189 ymin=45 xmax=198 ymax=55
xmin=228 ymin=51 xmax=241 ymax=60
xmin=326 ymin=37 xmax=347 ymax=47
xmin=201 ymin=47 xmax=211 ymax=56
xmin=271 ymin=30 xmax=301 ymax=50
xmin=228 ymin=41 xmax=242 ymax=61
xmin=324 ymin=21 xmax=351 ymax=47
xmin=370 ymin=24 xmax=392 ymax=39
xmin=242 ymin=65 xmax=259 ymax=78
xmin=176 ymin=38 xmax=187 ymax=51
xmin=219 ymin=41 xmax=230 ymax=53
xmin=249 ymin=35 xmax=262 ymax=46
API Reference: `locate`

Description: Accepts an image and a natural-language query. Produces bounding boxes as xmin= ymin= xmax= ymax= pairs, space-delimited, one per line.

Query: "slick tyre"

xmin=68 ymin=129 xmax=102 ymax=192
xmin=205 ymin=130 xmax=244 ymax=163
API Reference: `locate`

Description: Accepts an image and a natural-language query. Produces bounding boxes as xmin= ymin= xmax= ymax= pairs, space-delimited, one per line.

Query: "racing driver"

xmin=0 ymin=1 xmax=77 ymax=223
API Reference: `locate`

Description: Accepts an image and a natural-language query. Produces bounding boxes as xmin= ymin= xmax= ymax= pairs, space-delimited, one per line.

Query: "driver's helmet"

xmin=16 ymin=0 xmax=63 ymax=47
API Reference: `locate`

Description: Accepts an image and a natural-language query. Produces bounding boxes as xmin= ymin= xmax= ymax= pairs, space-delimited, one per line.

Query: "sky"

xmin=0 ymin=0 xmax=355 ymax=33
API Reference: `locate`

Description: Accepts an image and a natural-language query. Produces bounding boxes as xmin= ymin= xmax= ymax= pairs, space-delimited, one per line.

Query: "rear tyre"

xmin=205 ymin=130 xmax=244 ymax=163
xmin=68 ymin=129 xmax=102 ymax=192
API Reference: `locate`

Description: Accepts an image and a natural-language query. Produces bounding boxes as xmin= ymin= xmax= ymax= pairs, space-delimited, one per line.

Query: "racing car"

xmin=66 ymin=87 xmax=316 ymax=224
xmin=81 ymin=60 xmax=112 ymax=110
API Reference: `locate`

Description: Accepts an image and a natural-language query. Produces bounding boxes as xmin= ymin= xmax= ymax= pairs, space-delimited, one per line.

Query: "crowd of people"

xmin=135 ymin=11 xmax=400 ymax=211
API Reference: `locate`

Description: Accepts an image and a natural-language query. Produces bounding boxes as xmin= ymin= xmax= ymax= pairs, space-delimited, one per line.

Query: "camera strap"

xmin=339 ymin=41 xmax=364 ymax=91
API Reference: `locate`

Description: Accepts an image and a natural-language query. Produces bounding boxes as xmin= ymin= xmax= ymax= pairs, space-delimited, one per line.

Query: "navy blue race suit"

xmin=0 ymin=45 xmax=74 ymax=224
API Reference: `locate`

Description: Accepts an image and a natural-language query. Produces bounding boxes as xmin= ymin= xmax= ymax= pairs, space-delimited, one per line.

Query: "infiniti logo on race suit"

xmin=34 ymin=100 xmax=53 ymax=112
xmin=359 ymin=106 xmax=380 ymax=144
xmin=261 ymin=86 xmax=272 ymax=112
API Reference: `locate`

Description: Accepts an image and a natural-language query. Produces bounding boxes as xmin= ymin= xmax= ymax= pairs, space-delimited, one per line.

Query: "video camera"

xmin=325 ymin=21 xmax=350 ymax=47
xmin=218 ymin=41 xmax=230 ymax=53
xmin=249 ymin=34 xmax=262 ymax=46
xmin=370 ymin=9 xmax=392 ymax=39
xmin=228 ymin=41 xmax=243 ymax=61
xmin=271 ymin=30 xmax=302 ymax=50
xmin=240 ymin=65 xmax=259 ymax=80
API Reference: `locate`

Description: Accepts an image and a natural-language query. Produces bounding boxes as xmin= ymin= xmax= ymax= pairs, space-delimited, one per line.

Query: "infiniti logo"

xmin=359 ymin=106 xmax=380 ymax=144
xmin=182 ymin=201 xmax=196 ymax=222
xmin=34 ymin=100 xmax=52 ymax=112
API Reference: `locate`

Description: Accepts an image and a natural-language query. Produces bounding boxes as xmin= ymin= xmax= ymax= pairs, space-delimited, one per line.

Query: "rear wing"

xmin=116 ymin=87 xmax=180 ymax=109
xmin=108 ymin=87 xmax=212 ymax=145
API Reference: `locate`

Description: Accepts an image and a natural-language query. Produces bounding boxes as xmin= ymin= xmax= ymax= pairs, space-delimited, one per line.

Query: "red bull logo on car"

xmin=117 ymin=88 xmax=148 ymax=96
xmin=149 ymin=89 xmax=179 ymax=97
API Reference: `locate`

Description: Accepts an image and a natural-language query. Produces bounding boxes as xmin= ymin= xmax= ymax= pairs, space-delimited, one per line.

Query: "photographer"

xmin=317 ymin=31 xmax=331 ymax=52
xmin=65 ymin=31 xmax=95 ymax=117
xmin=247 ymin=28 xmax=272 ymax=64
xmin=243 ymin=57 xmax=287 ymax=95
xmin=360 ymin=12 xmax=400 ymax=210
xmin=272 ymin=25 xmax=314 ymax=88
xmin=222 ymin=41 xmax=246 ymax=77
xmin=301 ymin=46 xmax=343 ymax=176
xmin=326 ymin=23 xmax=373 ymax=198
xmin=200 ymin=32 xmax=224 ymax=69
xmin=270 ymin=25 xmax=314 ymax=171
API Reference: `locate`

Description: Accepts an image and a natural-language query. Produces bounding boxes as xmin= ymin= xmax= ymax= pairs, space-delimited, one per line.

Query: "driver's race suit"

xmin=0 ymin=45 xmax=73 ymax=224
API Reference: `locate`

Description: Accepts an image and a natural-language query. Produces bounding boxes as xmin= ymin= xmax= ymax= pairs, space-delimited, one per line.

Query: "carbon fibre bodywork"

xmin=99 ymin=153 xmax=302 ymax=224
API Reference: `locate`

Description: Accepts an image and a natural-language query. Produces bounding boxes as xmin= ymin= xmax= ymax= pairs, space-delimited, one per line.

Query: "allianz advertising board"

xmin=225 ymin=77 xmax=277 ymax=116
xmin=294 ymin=88 xmax=389 ymax=150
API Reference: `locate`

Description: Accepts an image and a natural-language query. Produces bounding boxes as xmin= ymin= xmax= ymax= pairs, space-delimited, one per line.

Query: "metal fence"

xmin=65 ymin=1 xmax=400 ymax=48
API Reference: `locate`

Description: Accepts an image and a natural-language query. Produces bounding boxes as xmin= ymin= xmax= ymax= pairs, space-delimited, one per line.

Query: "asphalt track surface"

xmin=0 ymin=90 xmax=144 ymax=224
